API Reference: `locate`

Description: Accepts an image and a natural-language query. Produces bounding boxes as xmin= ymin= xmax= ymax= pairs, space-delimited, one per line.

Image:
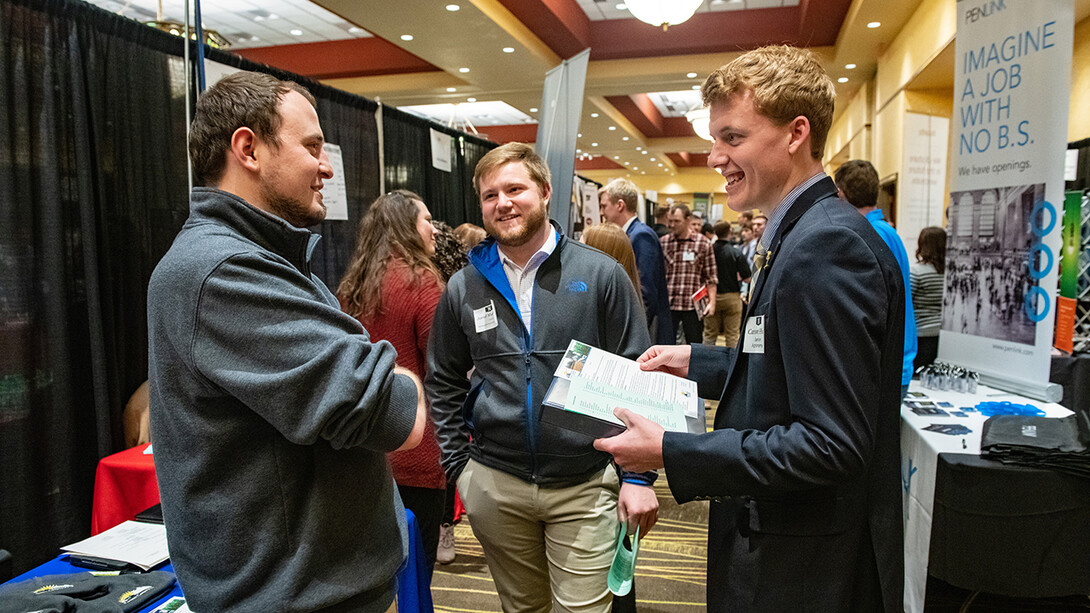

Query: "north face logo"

xmin=567 ymin=280 xmax=588 ymax=293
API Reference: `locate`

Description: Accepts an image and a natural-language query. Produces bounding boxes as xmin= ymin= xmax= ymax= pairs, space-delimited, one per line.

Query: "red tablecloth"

xmin=90 ymin=443 xmax=160 ymax=535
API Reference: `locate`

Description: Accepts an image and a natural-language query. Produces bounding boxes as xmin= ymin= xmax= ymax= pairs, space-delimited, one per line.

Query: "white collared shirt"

xmin=621 ymin=215 xmax=636 ymax=234
xmin=498 ymin=229 xmax=558 ymax=332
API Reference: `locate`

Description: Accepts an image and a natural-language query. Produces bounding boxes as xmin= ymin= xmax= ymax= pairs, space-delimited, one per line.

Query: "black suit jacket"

xmin=662 ymin=177 xmax=905 ymax=612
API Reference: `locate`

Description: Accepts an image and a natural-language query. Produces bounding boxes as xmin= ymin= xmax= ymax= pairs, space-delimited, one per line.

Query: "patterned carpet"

xmin=429 ymin=472 xmax=709 ymax=613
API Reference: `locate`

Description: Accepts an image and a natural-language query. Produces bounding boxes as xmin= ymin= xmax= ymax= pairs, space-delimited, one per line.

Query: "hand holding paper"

xmin=593 ymin=408 xmax=666 ymax=473
xmin=637 ymin=344 xmax=692 ymax=378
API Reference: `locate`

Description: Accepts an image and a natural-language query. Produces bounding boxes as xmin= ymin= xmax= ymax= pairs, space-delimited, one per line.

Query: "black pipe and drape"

xmin=0 ymin=0 xmax=493 ymax=573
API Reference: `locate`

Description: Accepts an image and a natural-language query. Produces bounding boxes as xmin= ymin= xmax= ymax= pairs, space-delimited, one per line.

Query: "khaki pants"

xmin=703 ymin=292 xmax=743 ymax=348
xmin=457 ymin=459 xmax=620 ymax=613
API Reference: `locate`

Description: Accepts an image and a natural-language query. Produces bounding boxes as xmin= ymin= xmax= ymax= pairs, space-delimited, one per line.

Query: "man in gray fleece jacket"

xmin=148 ymin=72 xmax=425 ymax=613
xmin=427 ymin=143 xmax=658 ymax=612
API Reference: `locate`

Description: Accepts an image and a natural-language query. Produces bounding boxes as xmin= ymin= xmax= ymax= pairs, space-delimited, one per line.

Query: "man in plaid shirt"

xmin=661 ymin=203 xmax=717 ymax=344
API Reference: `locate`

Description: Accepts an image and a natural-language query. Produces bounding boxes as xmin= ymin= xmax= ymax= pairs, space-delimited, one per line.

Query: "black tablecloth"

xmin=928 ymin=453 xmax=1090 ymax=598
xmin=1051 ymin=353 xmax=1090 ymax=416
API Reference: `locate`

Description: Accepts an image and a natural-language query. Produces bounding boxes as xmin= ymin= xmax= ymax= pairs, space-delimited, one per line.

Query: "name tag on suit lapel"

xmin=474 ymin=300 xmax=498 ymax=333
xmin=742 ymin=315 xmax=765 ymax=354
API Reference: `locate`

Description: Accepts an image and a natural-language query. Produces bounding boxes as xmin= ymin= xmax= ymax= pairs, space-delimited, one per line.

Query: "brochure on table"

xmin=61 ymin=520 xmax=169 ymax=571
xmin=543 ymin=340 xmax=701 ymax=437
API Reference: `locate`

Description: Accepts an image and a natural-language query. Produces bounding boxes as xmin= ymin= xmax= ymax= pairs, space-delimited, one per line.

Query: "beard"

xmin=261 ymin=184 xmax=326 ymax=229
xmin=485 ymin=201 xmax=548 ymax=248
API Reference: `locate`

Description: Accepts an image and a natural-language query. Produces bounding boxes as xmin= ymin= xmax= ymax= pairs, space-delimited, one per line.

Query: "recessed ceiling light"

xmin=446 ymin=4 xmax=460 ymax=11
xmin=458 ymin=67 xmax=470 ymax=73
xmin=867 ymin=21 xmax=880 ymax=28
xmin=348 ymin=27 xmax=363 ymax=34
xmin=622 ymin=136 xmax=629 ymax=141
xmin=641 ymin=171 xmax=645 ymax=175
xmin=577 ymin=148 xmax=582 ymax=153
xmin=686 ymin=72 xmax=698 ymax=78
xmin=578 ymin=133 xmax=583 ymax=137
xmin=692 ymin=85 xmax=700 ymax=90
xmin=633 ymin=167 xmax=638 ymax=170
xmin=608 ymin=126 xmax=616 ymax=131
xmin=845 ymin=63 xmax=856 ymax=69
xmin=650 ymin=157 xmax=656 ymax=161
xmin=467 ymin=97 xmax=476 ymax=102
xmin=641 ymin=150 xmax=648 ymax=155
xmin=613 ymin=156 xmax=620 ymax=159
xmin=502 ymin=47 xmax=515 ymax=53
xmin=616 ymin=3 xmax=626 ymax=9
xmin=838 ymin=77 xmax=848 ymax=83
xmin=290 ymin=29 xmax=303 ymax=36
xmin=590 ymin=113 xmax=599 ymax=118
xmin=446 ymin=87 xmax=457 ymax=92
xmin=658 ymin=163 xmax=663 ymax=167
xmin=591 ymin=142 xmax=598 ymax=147
xmin=401 ymin=34 xmax=414 ymax=41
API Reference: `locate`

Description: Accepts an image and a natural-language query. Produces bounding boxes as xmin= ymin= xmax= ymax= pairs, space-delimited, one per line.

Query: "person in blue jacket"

xmin=427 ymin=143 xmax=658 ymax=613
xmin=598 ymin=178 xmax=674 ymax=344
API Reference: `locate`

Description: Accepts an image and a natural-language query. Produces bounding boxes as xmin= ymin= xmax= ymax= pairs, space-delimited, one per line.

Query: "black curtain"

xmin=383 ymin=106 xmax=493 ymax=228
xmin=0 ymin=0 xmax=387 ymax=573
xmin=0 ymin=0 xmax=192 ymax=572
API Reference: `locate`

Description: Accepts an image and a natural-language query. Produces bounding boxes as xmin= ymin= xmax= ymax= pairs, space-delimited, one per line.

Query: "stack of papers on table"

xmin=62 ymin=520 xmax=169 ymax=571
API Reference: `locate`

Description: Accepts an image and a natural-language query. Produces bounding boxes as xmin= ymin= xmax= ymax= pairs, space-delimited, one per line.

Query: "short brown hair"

xmin=833 ymin=160 xmax=879 ymax=208
xmin=669 ymin=203 xmax=691 ymax=219
xmin=714 ymin=220 xmax=733 ymax=240
xmin=701 ymin=45 xmax=835 ymax=160
xmin=473 ymin=142 xmax=551 ymax=197
xmin=189 ymin=71 xmax=316 ymax=186
xmin=599 ymin=178 xmax=640 ymax=213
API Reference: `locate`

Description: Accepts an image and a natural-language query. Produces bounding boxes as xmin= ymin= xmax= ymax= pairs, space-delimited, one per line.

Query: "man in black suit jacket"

xmin=594 ymin=45 xmax=905 ymax=612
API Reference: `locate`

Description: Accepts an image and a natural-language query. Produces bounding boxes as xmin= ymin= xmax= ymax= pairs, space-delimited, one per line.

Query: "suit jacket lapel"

xmin=717 ymin=177 xmax=840 ymax=414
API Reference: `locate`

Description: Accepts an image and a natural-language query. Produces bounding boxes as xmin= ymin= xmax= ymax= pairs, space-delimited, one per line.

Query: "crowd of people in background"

xmin=145 ymin=44 xmax=949 ymax=613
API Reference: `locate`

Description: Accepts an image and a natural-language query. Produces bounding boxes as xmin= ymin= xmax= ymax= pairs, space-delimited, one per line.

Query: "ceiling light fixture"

xmin=446 ymin=87 xmax=457 ymax=92
xmin=608 ymin=126 xmax=616 ymax=130
xmin=503 ymin=47 xmax=515 ymax=53
xmin=459 ymin=67 xmax=470 ymax=73
xmin=867 ymin=21 xmax=881 ymax=28
xmin=401 ymin=34 xmax=413 ymax=41
xmin=290 ymin=29 xmax=303 ymax=36
xmin=625 ymin=0 xmax=702 ymax=31
xmin=686 ymin=72 xmax=698 ymax=78
xmin=838 ymin=77 xmax=848 ymax=83
xmin=622 ymin=137 xmax=629 ymax=141
xmin=590 ymin=112 xmax=599 ymax=118
xmin=446 ymin=4 xmax=460 ymax=11
xmin=686 ymin=107 xmax=713 ymax=141
xmin=845 ymin=63 xmax=856 ymax=69
xmin=467 ymin=97 xmax=476 ymax=102
xmin=530 ymin=107 xmax=538 ymax=112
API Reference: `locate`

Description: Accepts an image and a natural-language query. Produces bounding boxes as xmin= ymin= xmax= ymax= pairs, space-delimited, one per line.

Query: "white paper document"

xmin=550 ymin=340 xmax=697 ymax=432
xmin=62 ymin=520 xmax=169 ymax=571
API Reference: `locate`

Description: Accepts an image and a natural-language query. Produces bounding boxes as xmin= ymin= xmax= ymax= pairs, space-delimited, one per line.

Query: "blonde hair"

xmin=453 ymin=222 xmax=487 ymax=252
xmin=582 ymin=223 xmax=642 ymax=304
xmin=473 ymin=142 xmax=551 ymax=197
xmin=599 ymin=178 xmax=640 ymax=214
xmin=701 ymin=45 xmax=835 ymax=160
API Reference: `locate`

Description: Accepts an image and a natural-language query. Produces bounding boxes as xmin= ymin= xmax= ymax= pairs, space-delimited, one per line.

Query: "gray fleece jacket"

xmin=427 ymin=223 xmax=652 ymax=487
xmin=147 ymin=188 xmax=419 ymax=612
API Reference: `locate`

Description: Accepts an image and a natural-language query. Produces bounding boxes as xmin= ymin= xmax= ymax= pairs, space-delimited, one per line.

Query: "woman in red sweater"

xmin=337 ymin=190 xmax=444 ymax=575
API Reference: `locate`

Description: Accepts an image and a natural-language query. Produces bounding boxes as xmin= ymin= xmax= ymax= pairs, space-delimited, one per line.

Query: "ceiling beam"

xmin=233 ymin=38 xmax=438 ymax=80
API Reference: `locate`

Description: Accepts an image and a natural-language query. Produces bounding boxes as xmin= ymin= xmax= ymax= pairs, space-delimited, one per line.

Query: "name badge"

xmin=742 ymin=315 xmax=765 ymax=354
xmin=474 ymin=300 xmax=498 ymax=333
xmin=682 ymin=251 xmax=695 ymax=262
